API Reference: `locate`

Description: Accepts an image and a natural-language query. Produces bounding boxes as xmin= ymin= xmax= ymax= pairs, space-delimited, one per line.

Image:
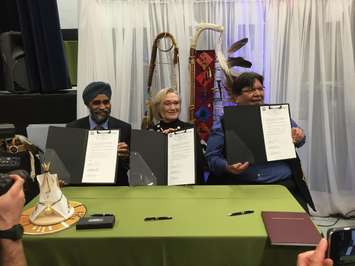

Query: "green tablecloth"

xmin=23 ymin=185 xmax=311 ymax=266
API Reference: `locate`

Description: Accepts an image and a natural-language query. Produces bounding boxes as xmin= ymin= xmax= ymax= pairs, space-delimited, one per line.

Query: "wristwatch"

xmin=0 ymin=224 xmax=24 ymax=240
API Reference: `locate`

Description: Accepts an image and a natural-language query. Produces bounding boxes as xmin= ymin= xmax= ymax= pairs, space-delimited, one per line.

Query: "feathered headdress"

xmin=216 ymin=37 xmax=252 ymax=93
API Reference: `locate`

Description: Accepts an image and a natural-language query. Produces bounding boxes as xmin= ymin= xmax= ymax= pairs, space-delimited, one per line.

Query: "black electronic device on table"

xmin=76 ymin=214 xmax=115 ymax=230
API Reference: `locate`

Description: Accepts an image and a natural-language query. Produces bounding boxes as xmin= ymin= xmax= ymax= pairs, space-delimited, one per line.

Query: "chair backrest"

xmin=26 ymin=123 xmax=66 ymax=151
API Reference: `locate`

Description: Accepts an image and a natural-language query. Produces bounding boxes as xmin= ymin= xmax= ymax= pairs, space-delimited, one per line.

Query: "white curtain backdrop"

xmin=77 ymin=0 xmax=355 ymax=216
xmin=265 ymin=0 xmax=355 ymax=216
xmin=77 ymin=0 xmax=265 ymax=127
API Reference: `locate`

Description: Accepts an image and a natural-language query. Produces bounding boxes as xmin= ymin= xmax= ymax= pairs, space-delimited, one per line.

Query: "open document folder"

xmin=44 ymin=126 xmax=119 ymax=184
xmin=131 ymin=129 xmax=196 ymax=186
xmin=223 ymin=104 xmax=296 ymax=164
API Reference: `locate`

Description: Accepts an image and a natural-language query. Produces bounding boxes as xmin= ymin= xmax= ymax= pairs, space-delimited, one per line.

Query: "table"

xmin=23 ymin=185 xmax=311 ymax=266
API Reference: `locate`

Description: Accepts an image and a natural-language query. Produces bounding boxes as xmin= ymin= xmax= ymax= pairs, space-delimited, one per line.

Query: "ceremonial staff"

xmin=189 ymin=23 xmax=224 ymax=122
xmin=142 ymin=32 xmax=180 ymax=129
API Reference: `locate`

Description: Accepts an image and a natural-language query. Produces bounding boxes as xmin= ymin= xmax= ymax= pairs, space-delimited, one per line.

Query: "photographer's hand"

xmin=297 ymin=239 xmax=333 ymax=266
xmin=0 ymin=175 xmax=25 ymax=230
xmin=0 ymin=175 xmax=27 ymax=266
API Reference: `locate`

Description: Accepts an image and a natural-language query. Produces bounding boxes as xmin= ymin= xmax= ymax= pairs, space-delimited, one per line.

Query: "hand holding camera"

xmin=0 ymin=170 xmax=29 ymax=196
xmin=327 ymin=226 xmax=355 ymax=266
xmin=0 ymin=173 xmax=14 ymax=196
xmin=297 ymin=238 xmax=333 ymax=266
xmin=0 ymin=174 xmax=25 ymax=230
xmin=297 ymin=226 xmax=355 ymax=266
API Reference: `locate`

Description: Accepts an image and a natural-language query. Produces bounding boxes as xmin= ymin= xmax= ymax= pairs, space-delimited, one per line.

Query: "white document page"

xmin=260 ymin=105 xmax=296 ymax=161
xmin=167 ymin=128 xmax=195 ymax=186
xmin=82 ymin=130 xmax=119 ymax=183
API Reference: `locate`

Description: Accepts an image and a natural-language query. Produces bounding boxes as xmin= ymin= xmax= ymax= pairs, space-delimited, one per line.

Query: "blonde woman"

xmin=151 ymin=88 xmax=192 ymax=133
xmin=150 ymin=88 xmax=208 ymax=184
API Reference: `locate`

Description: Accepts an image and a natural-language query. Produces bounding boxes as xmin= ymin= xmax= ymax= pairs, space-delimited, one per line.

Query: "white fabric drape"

xmin=77 ymin=0 xmax=265 ymax=128
xmin=77 ymin=0 xmax=355 ymax=216
xmin=265 ymin=0 xmax=355 ymax=216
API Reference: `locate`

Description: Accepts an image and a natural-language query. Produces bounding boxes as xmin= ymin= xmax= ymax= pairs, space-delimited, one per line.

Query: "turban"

xmin=82 ymin=82 xmax=112 ymax=105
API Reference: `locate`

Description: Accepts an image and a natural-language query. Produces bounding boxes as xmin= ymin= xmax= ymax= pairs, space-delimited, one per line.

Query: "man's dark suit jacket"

xmin=67 ymin=116 xmax=131 ymax=185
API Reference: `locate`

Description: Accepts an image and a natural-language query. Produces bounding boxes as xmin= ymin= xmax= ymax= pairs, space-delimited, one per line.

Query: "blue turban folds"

xmin=82 ymin=81 xmax=112 ymax=105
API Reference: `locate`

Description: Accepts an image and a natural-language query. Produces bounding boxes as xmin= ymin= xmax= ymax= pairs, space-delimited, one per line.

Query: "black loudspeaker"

xmin=0 ymin=31 xmax=34 ymax=93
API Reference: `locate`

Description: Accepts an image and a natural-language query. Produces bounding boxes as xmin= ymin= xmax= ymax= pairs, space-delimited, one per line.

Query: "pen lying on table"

xmin=228 ymin=210 xmax=254 ymax=216
xmin=144 ymin=216 xmax=173 ymax=221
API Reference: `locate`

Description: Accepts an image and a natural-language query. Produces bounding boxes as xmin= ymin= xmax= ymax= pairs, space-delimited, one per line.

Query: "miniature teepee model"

xmin=30 ymin=163 xmax=74 ymax=225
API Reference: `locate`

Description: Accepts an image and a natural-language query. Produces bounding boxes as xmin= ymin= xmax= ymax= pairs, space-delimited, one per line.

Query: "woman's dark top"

xmin=152 ymin=119 xmax=193 ymax=132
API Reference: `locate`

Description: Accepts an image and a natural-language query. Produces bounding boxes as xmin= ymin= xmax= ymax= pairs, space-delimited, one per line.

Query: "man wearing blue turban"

xmin=67 ymin=81 xmax=131 ymax=185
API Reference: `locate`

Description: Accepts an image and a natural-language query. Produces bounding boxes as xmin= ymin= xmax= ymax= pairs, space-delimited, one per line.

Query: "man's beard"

xmin=90 ymin=108 xmax=111 ymax=124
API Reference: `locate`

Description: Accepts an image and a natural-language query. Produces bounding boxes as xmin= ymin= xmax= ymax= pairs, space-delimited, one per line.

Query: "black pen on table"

xmin=228 ymin=210 xmax=254 ymax=216
xmin=144 ymin=216 xmax=173 ymax=221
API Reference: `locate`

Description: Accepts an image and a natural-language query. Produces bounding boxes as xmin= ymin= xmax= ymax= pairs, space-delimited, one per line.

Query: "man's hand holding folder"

xmin=117 ymin=142 xmax=129 ymax=157
xmin=291 ymin=127 xmax=305 ymax=144
xmin=226 ymin=162 xmax=249 ymax=175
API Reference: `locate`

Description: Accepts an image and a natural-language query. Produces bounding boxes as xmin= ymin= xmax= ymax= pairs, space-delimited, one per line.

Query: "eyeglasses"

xmin=241 ymin=86 xmax=264 ymax=94
xmin=91 ymin=99 xmax=110 ymax=106
xmin=144 ymin=216 xmax=173 ymax=221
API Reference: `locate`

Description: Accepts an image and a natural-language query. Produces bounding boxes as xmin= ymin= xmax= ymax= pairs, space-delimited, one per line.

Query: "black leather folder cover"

xmin=130 ymin=130 xmax=167 ymax=185
xmin=224 ymin=105 xmax=266 ymax=164
xmin=224 ymin=104 xmax=292 ymax=164
xmin=45 ymin=126 xmax=119 ymax=185
xmin=45 ymin=126 xmax=88 ymax=184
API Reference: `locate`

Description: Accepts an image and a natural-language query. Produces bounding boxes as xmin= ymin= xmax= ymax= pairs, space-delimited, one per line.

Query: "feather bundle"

xmin=227 ymin=38 xmax=248 ymax=53
xmin=228 ymin=57 xmax=252 ymax=68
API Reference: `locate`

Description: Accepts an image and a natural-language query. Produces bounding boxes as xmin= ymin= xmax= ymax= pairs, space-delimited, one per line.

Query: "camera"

xmin=327 ymin=226 xmax=355 ymax=266
xmin=0 ymin=123 xmax=21 ymax=172
xmin=0 ymin=170 xmax=29 ymax=196
xmin=0 ymin=173 xmax=14 ymax=196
